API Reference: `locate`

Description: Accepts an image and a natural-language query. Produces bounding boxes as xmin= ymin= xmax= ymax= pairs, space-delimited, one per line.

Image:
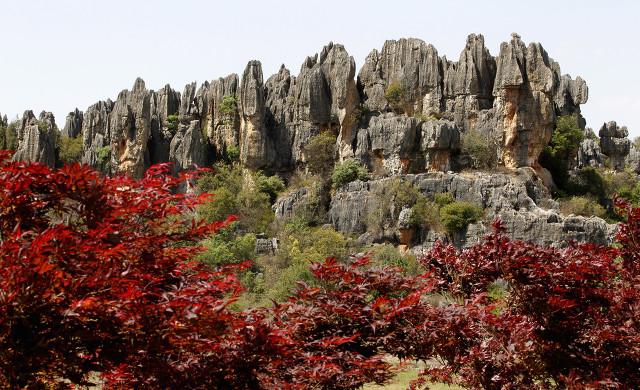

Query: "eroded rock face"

xmin=626 ymin=145 xmax=640 ymax=174
xmin=149 ymin=84 xmax=180 ymax=165
xmin=354 ymin=114 xmax=420 ymax=175
xmin=13 ymin=110 xmax=57 ymax=167
xmin=239 ymin=60 xmax=271 ymax=168
xmin=329 ymin=170 xmax=614 ymax=248
xmin=65 ymin=33 xmax=587 ymax=177
xmin=61 ymin=108 xmax=83 ymax=138
xmin=420 ymin=120 xmax=460 ymax=172
xmin=356 ymin=33 xmax=587 ymax=171
xmin=599 ymin=121 xmax=631 ymax=170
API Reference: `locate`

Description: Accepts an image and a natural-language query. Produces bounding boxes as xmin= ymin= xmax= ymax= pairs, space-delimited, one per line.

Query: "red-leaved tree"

xmin=0 ymin=152 xmax=289 ymax=389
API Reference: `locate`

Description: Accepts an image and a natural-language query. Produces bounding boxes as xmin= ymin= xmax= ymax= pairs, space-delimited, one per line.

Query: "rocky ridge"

xmin=7 ymin=33 xmax=635 ymax=249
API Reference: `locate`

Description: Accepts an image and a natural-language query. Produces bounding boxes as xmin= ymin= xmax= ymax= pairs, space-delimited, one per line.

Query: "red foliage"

xmin=1 ymin=151 xmax=639 ymax=389
xmin=0 ymin=152 xmax=286 ymax=388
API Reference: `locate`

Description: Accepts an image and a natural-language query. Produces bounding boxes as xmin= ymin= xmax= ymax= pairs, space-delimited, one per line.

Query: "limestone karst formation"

xmin=9 ymin=33 xmax=594 ymax=177
xmin=4 ymin=33 xmax=636 ymax=249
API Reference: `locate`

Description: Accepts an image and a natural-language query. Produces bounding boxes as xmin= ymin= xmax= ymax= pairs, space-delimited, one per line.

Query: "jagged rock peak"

xmin=13 ymin=110 xmax=57 ymax=167
xmin=62 ymin=108 xmax=83 ymax=138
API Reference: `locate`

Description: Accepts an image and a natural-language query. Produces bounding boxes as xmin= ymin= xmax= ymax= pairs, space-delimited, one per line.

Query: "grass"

xmin=363 ymin=361 xmax=465 ymax=389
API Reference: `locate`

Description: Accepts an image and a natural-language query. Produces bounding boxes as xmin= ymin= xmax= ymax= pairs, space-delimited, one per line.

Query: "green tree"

xmin=58 ymin=136 xmax=83 ymax=164
xmin=540 ymin=114 xmax=584 ymax=189
xmin=331 ymin=159 xmax=369 ymax=189
xmin=304 ymin=132 xmax=336 ymax=177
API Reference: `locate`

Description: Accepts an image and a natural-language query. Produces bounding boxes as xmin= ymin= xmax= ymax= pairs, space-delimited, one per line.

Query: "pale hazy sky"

xmin=1 ymin=0 xmax=638 ymax=137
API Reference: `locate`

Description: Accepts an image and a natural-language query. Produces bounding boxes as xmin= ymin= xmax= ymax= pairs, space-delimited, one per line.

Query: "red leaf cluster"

xmin=1 ymin=152 xmax=638 ymax=389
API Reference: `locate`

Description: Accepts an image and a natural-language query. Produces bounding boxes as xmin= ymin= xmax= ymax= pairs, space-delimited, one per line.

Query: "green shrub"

xmin=559 ymin=196 xmax=607 ymax=218
xmin=371 ymin=244 xmax=421 ymax=275
xmin=304 ymin=132 xmax=336 ymax=177
xmin=225 ymin=145 xmax=240 ymax=163
xmin=331 ymin=159 xmax=369 ymax=189
xmin=409 ymin=196 xmax=441 ymax=231
xmin=96 ymin=145 xmax=111 ymax=171
xmin=439 ymin=201 xmax=483 ymax=234
xmin=540 ymin=114 xmax=584 ymax=189
xmin=618 ymin=182 xmax=640 ymax=205
xmin=197 ymin=164 xmax=274 ymax=233
xmin=433 ymin=192 xmax=454 ymax=207
xmin=564 ymin=167 xmax=607 ymax=199
xmin=385 ymin=81 xmax=408 ymax=113
xmin=601 ymin=169 xmax=638 ymax=199
xmin=349 ymin=104 xmax=371 ymax=127
xmin=197 ymin=230 xmax=256 ymax=268
xmin=58 ymin=136 xmax=83 ymax=164
xmin=37 ymin=120 xmax=49 ymax=133
xmin=219 ymin=95 xmax=237 ymax=116
xmin=255 ymin=172 xmax=285 ymax=203
xmin=166 ymin=114 xmax=179 ymax=131
xmin=461 ymin=129 xmax=497 ymax=169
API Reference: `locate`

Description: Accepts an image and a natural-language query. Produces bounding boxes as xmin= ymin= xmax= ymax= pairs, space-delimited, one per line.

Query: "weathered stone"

xmin=81 ymin=100 xmax=114 ymax=172
xmin=61 ymin=108 xmax=83 ymax=138
xmin=358 ymin=38 xmax=442 ymax=116
xmin=169 ymin=120 xmax=206 ymax=171
xmin=107 ymin=78 xmax=152 ymax=178
xmin=329 ymin=169 xmax=613 ymax=248
xmin=492 ymin=34 xmax=558 ymax=168
xmin=626 ymin=145 xmax=640 ymax=174
xmin=239 ymin=60 xmax=271 ymax=168
xmin=599 ymin=121 xmax=630 ymax=170
xmin=273 ymin=187 xmax=309 ymax=220
xmin=420 ymin=120 xmax=460 ymax=172
xmin=13 ymin=110 xmax=57 ymax=167
xmin=149 ymin=84 xmax=180 ymax=164
xmin=354 ymin=114 xmax=419 ymax=175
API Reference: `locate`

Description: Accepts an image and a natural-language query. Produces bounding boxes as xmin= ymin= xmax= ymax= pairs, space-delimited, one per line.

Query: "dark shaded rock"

xmin=149 ymin=84 xmax=180 ymax=164
xmin=61 ymin=108 xmax=83 ymax=138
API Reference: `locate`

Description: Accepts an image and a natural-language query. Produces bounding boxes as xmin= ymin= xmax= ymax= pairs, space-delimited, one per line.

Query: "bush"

xmin=331 ymin=159 xmax=369 ymax=189
xmin=409 ymin=195 xmax=442 ymax=231
xmin=540 ymin=114 xmax=584 ymax=189
xmin=219 ymin=95 xmax=237 ymax=116
xmin=304 ymin=132 xmax=336 ymax=177
xmin=367 ymin=178 xmax=421 ymax=234
xmin=197 ymin=164 xmax=275 ymax=233
xmin=564 ymin=167 xmax=607 ymax=199
xmin=602 ymin=169 xmax=639 ymax=198
xmin=439 ymin=201 xmax=483 ymax=234
xmin=58 ymin=136 xmax=83 ymax=164
xmin=96 ymin=145 xmax=111 ymax=171
xmin=385 ymin=81 xmax=408 ymax=113
xmin=559 ymin=196 xmax=607 ymax=218
xmin=371 ymin=244 xmax=421 ymax=275
xmin=197 ymin=229 xmax=256 ymax=268
xmin=225 ymin=145 xmax=240 ymax=162
xmin=433 ymin=192 xmax=454 ymax=207
xmin=255 ymin=172 xmax=285 ymax=203
xmin=460 ymin=129 xmax=497 ymax=169
xmin=166 ymin=114 xmax=179 ymax=131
